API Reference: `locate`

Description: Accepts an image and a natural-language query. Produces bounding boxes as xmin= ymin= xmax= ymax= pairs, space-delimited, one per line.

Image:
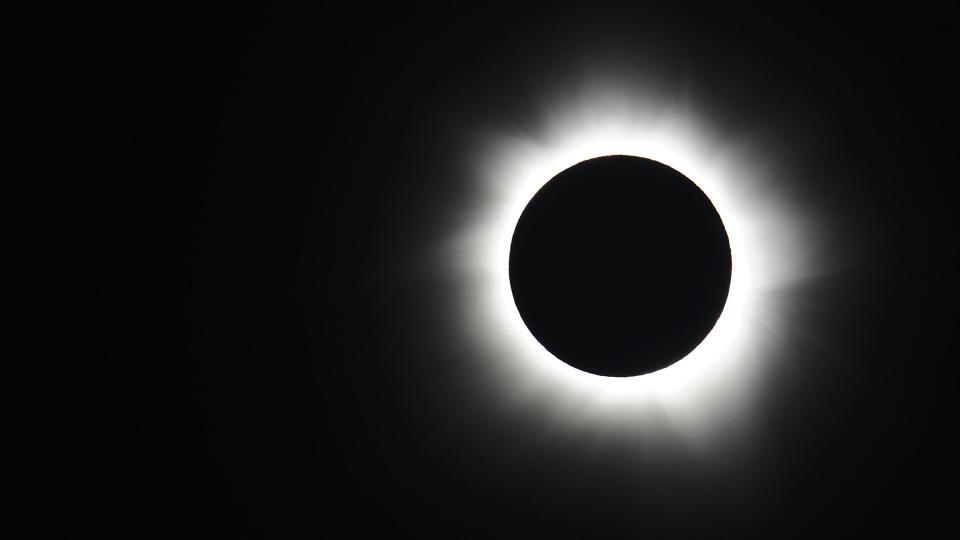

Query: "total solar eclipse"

xmin=508 ymin=155 xmax=732 ymax=377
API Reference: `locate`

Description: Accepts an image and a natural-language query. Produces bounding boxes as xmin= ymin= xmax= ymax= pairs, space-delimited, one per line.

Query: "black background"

xmin=73 ymin=5 xmax=954 ymax=538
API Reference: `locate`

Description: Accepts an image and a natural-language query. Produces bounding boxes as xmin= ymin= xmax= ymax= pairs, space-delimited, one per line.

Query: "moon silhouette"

xmin=508 ymin=155 xmax=732 ymax=377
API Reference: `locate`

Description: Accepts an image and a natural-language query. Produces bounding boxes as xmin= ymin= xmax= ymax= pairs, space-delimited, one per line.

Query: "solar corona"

xmin=445 ymin=75 xmax=819 ymax=447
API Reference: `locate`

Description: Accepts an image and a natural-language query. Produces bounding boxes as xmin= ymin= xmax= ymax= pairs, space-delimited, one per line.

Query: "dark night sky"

xmin=73 ymin=5 xmax=954 ymax=538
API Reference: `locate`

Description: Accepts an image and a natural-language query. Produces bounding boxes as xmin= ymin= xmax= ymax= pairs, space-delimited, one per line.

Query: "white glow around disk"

xmin=445 ymin=78 xmax=820 ymax=452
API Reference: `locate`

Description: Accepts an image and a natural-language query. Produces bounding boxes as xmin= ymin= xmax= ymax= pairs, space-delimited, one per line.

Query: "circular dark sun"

xmin=508 ymin=155 xmax=732 ymax=377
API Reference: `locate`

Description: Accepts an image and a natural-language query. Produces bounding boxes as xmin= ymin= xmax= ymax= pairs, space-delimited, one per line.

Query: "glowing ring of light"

xmin=448 ymin=84 xmax=817 ymax=447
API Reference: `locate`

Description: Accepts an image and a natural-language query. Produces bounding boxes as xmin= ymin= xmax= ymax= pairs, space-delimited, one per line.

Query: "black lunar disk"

xmin=509 ymin=155 xmax=732 ymax=377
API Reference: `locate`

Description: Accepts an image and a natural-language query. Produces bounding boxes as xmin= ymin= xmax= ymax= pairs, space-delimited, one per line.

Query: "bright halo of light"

xmin=445 ymin=81 xmax=819 ymax=451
